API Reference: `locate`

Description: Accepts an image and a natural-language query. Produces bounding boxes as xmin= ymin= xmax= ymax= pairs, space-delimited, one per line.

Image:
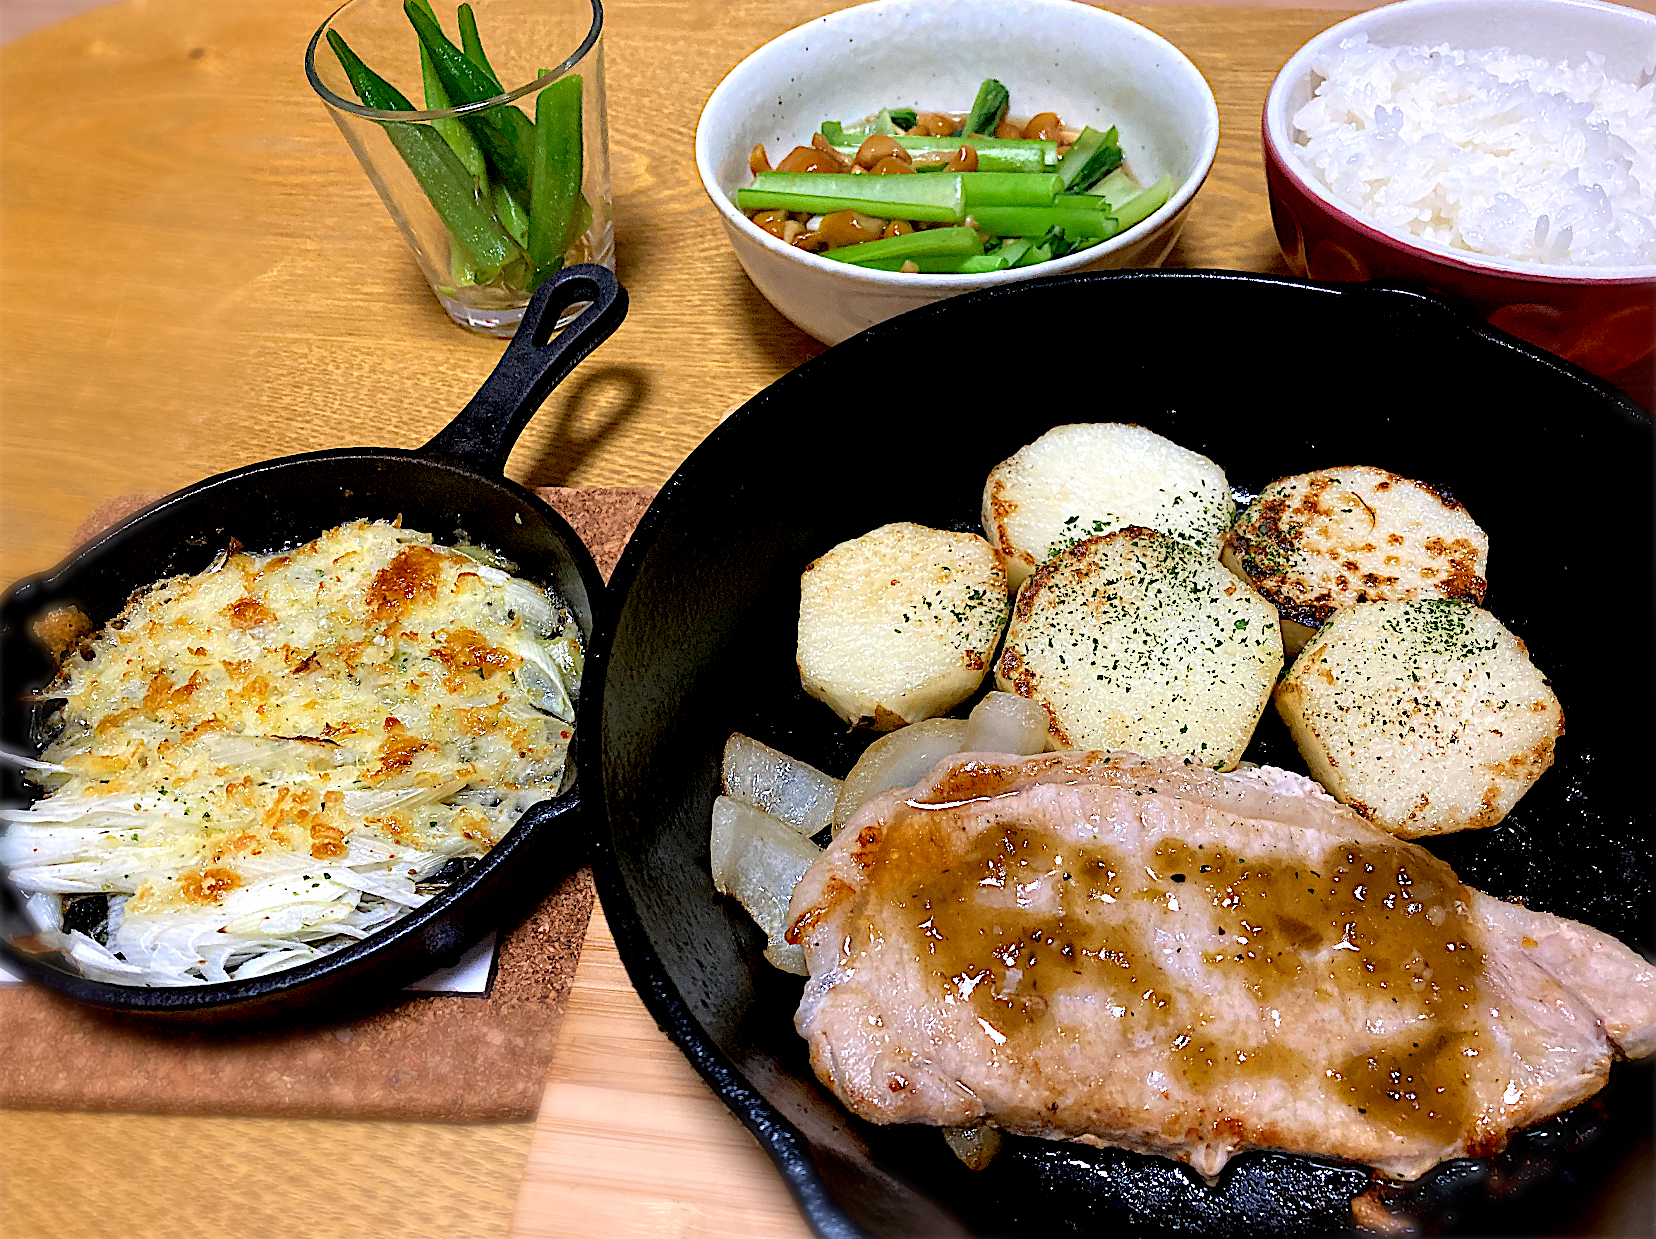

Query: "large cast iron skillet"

xmin=0 ymin=264 xmax=624 ymax=1024
xmin=587 ymin=271 xmax=1654 ymax=1237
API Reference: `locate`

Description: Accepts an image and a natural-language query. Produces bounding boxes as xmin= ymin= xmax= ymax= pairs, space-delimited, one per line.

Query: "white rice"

xmin=1292 ymin=34 xmax=1656 ymax=268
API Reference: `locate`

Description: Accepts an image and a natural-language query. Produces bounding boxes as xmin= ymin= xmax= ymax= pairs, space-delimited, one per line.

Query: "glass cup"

xmin=307 ymin=0 xmax=612 ymax=336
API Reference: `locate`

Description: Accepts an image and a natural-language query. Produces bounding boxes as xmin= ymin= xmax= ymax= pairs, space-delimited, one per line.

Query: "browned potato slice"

xmin=1275 ymin=601 xmax=1562 ymax=837
xmin=996 ymin=527 xmax=1282 ymax=769
xmin=798 ymin=522 xmax=1008 ymax=730
xmin=1223 ymin=465 xmax=1489 ymax=655
xmin=983 ymin=424 xmax=1234 ymax=588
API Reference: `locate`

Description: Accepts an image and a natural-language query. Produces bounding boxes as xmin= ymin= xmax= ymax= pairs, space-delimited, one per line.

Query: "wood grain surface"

xmin=510 ymin=907 xmax=815 ymax=1239
xmin=0 ymin=0 xmax=1344 ymax=593
xmin=3 ymin=1 xmax=1650 ymax=1238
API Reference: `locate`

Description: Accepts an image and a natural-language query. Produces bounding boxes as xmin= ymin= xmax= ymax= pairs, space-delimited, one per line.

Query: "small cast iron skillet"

xmin=0 ymin=264 xmax=625 ymax=1025
xmin=586 ymin=270 xmax=1653 ymax=1237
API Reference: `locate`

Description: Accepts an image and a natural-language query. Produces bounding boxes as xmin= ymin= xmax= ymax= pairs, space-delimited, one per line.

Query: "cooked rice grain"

xmin=1293 ymin=35 xmax=1656 ymax=267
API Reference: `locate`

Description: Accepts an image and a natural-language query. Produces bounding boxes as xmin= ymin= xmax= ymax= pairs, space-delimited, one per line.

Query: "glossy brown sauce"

xmin=859 ymin=797 xmax=1485 ymax=1145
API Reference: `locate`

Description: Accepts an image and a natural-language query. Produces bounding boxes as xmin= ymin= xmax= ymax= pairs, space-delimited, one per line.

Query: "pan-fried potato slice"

xmin=996 ymin=527 xmax=1282 ymax=769
xmin=983 ymin=424 xmax=1233 ymax=587
xmin=1223 ymin=465 xmax=1489 ymax=655
xmin=798 ymin=522 xmax=1008 ymax=730
xmin=1275 ymin=601 xmax=1562 ymax=838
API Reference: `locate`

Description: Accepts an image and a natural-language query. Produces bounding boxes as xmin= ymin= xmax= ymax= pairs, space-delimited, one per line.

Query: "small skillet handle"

xmin=420 ymin=264 xmax=628 ymax=477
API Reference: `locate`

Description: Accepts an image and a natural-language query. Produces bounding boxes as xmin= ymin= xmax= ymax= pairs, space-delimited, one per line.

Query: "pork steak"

xmin=786 ymin=752 xmax=1656 ymax=1180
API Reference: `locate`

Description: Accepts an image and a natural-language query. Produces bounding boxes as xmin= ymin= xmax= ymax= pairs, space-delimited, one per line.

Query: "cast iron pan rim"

xmin=7 ymin=446 xmax=597 ymax=599
xmin=0 ymin=265 xmax=623 ymax=1015
xmin=583 ymin=267 xmax=1647 ymax=1239
xmin=577 ymin=551 xmax=858 ymax=1235
xmin=0 ymin=458 xmax=603 ymax=1014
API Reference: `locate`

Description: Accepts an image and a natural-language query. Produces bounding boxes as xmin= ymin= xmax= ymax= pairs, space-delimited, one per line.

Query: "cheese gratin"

xmin=1 ymin=520 xmax=582 ymax=986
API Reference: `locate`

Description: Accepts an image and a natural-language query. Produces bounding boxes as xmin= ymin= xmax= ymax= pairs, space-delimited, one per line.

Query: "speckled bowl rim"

xmin=693 ymin=0 xmax=1220 ymax=291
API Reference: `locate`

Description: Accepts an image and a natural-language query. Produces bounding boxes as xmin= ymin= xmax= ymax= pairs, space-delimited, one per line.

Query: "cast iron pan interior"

xmin=587 ymin=270 xmax=1654 ymax=1237
xmin=0 ymin=265 xmax=626 ymax=1024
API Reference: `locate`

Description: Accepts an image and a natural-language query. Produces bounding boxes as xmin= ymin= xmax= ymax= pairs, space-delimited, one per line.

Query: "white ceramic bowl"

xmin=1262 ymin=0 xmax=1656 ymax=382
xmin=694 ymin=0 xmax=1220 ymax=344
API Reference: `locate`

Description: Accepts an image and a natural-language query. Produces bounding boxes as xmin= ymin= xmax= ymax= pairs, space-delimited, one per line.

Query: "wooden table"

xmin=2 ymin=2 xmax=1649 ymax=1237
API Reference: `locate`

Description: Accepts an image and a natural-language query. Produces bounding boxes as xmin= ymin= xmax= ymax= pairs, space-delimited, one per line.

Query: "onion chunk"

xmin=962 ymin=691 xmax=1051 ymax=756
xmin=722 ymin=734 xmax=842 ymax=837
xmin=832 ymin=718 xmax=967 ymax=835
xmin=710 ymin=796 xmax=821 ymax=974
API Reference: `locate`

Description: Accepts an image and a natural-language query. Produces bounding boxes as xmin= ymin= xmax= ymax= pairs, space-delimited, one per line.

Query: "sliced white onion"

xmin=832 ymin=718 xmax=968 ymax=835
xmin=24 ymin=890 xmax=62 ymax=933
xmin=722 ymin=734 xmax=841 ymax=837
xmin=942 ymin=1125 xmax=1003 ymax=1171
xmin=961 ymin=691 xmax=1051 ymax=756
xmin=452 ymin=542 xmax=517 ymax=572
xmin=200 ymin=733 xmax=357 ymax=771
xmin=515 ymin=644 xmax=574 ymax=721
xmin=501 ymin=577 xmax=562 ymax=638
xmin=0 ymin=750 xmax=69 ymax=774
xmin=709 ymin=796 xmax=821 ymax=975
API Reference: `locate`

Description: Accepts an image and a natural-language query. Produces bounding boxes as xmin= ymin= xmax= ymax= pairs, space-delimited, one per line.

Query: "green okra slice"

xmin=457 ymin=4 xmax=499 ymax=80
xmin=529 ymin=72 xmax=584 ymax=290
xmin=327 ymin=29 xmax=515 ymax=279
xmin=495 ymin=183 xmax=531 ymax=249
xmin=404 ymin=0 xmax=536 ymax=197
xmin=409 ymin=0 xmax=489 ymax=189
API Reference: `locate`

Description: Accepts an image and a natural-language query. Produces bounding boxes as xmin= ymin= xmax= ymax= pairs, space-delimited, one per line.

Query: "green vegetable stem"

xmin=831 ymin=137 xmax=1054 ymax=174
xmin=1113 ymin=174 xmax=1175 ymax=228
xmin=993 ymin=237 xmax=1035 ymax=267
xmin=854 ymin=252 xmax=1012 ymax=273
xmin=963 ymin=78 xmax=1010 ymax=137
xmin=738 ymin=172 xmax=966 ymax=222
xmin=819 ymin=225 xmax=983 ymax=266
xmin=823 ymin=108 xmax=919 ymax=138
xmin=968 ymin=205 xmax=1121 ymax=238
xmin=959 ymin=172 xmax=1063 ymax=209
xmin=529 ymin=72 xmax=583 ymax=290
xmin=1055 ymin=125 xmax=1122 ymax=192
xmin=1085 ymin=167 xmax=1141 ymax=210
xmin=404 ymin=0 xmax=537 ymax=197
xmin=448 ymin=234 xmax=479 ymax=288
xmin=327 ymin=29 xmax=516 ymax=280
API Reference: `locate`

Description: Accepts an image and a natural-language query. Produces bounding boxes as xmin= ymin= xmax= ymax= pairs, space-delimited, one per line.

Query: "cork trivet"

xmin=0 ymin=485 xmax=656 ymax=1120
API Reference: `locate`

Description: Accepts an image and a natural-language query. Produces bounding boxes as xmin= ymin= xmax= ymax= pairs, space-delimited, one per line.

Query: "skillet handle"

xmin=420 ymin=264 xmax=628 ymax=476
